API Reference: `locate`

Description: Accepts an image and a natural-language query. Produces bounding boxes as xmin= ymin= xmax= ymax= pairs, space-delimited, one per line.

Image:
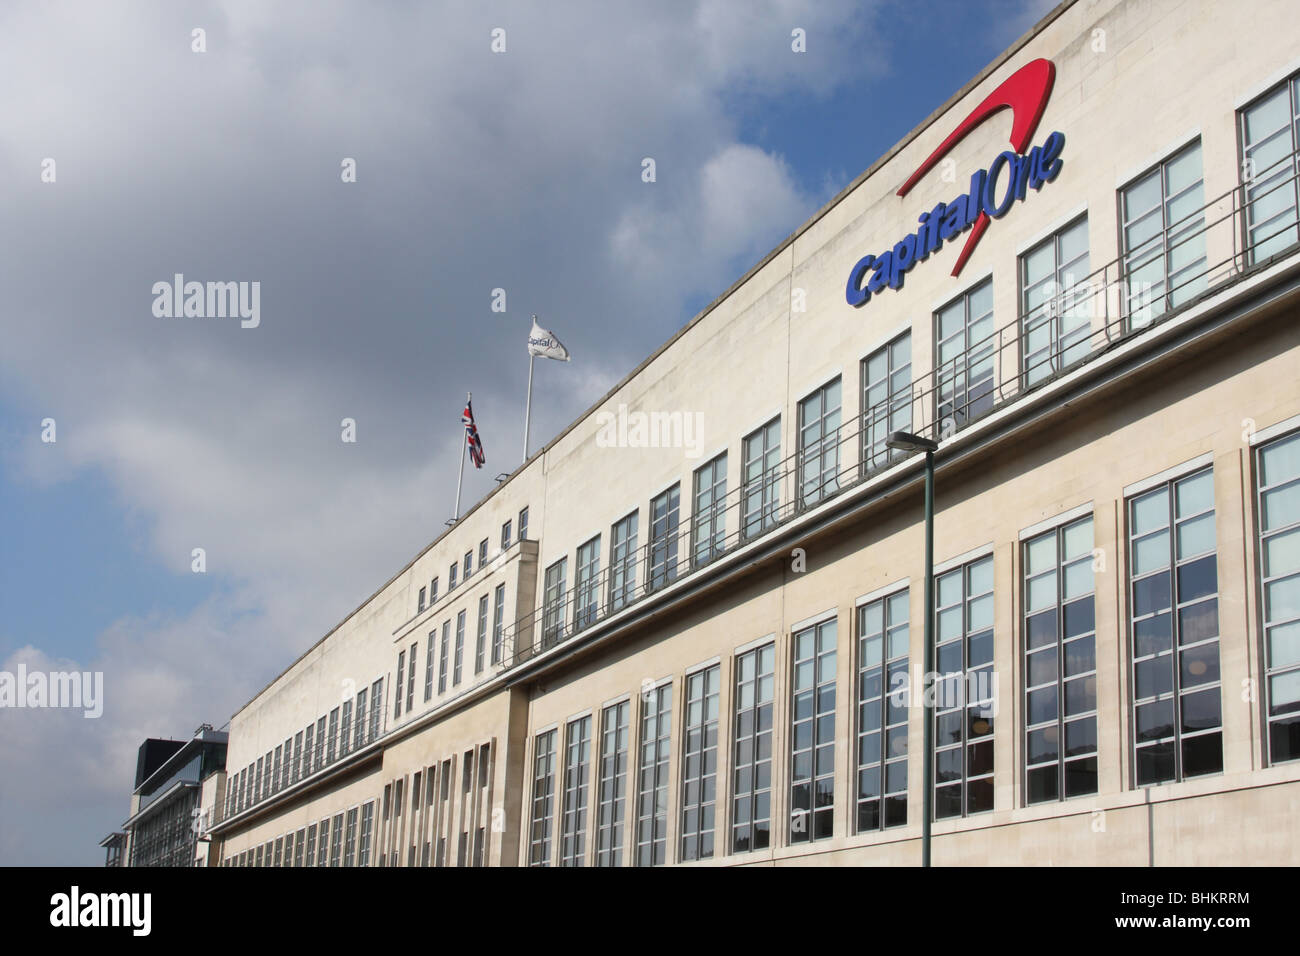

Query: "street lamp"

xmin=886 ymin=430 xmax=939 ymax=867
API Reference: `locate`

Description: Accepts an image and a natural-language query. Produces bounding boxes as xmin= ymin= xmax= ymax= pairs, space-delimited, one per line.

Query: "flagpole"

xmin=522 ymin=350 xmax=536 ymax=466
xmin=454 ymin=391 xmax=469 ymax=521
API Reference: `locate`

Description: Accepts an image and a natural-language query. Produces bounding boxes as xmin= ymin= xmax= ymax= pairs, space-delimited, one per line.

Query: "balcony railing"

xmin=215 ymin=704 xmax=388 ymax=825
xmin=503 ymin=147 xmax=1300 ymax=666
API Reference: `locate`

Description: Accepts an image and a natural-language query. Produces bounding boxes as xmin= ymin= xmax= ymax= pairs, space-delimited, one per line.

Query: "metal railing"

xmin=503 ymin=147 xmax=1300 ymax=666
xmin=216 ymin=701 xmax=388 ymax=825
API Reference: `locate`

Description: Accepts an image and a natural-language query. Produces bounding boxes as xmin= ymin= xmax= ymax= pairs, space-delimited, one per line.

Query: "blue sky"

xmin=0 ymin=0 xmax=1053 ymax=864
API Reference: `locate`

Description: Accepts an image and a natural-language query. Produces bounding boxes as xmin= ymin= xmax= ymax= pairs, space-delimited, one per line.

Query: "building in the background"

xmin=208 ymin=0 xmax=1300 ymax=866
xmin=107 ymin=725 xmax=228 ymax=867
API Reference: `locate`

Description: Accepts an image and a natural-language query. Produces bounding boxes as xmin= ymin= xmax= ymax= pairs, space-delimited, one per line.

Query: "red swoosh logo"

xmin=897 ymin=58 xmax=1056 ymax=276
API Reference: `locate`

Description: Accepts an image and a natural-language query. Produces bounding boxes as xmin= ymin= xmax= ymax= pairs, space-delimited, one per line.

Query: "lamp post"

xmin=886 ymin=430 xmax=939 ymax=867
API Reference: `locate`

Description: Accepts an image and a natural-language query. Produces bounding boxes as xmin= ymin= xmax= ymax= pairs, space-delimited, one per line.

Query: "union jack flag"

xmin=462 ymin=399 xmax=486 ymax=468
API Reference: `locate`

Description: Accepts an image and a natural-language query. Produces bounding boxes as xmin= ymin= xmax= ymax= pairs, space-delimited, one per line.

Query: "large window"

xmin=933 ymin=554 xmax=996 ymax=819
xmin=542 ymin=558 xmax=568 ymax=649
xmin=1121 ymin=141 xmax=1207 ymax=327
xmin=358 ymin=802 xmax=374 ymax=866
xmin=344 ymin=807 xmax=358 ymax=866
xmin=935 ymin=278 xmax=995 ymax=433
xmin=595 ymin=700 xmax=630 ymax=867
xmin=475 ymin=594 xmax=489 ymax=674
xmin=438 ymin=622 xmax=449 ymax=694
xmin=394 ymin=650 xmax=405 ymax=719
xmin=453 ymin=610 xmax=466 ymax=686
xmin=491 ymin=583 xmax=506 ymax=666
xmin=406 ymin=644 xmax=416 ymax=712
xmin=797 ymin=378 xmax=842 ymax=509
xmin=315 ymin=818 xmax=329 ymax=867
xmin=574 ymin=535 xmax=602 ymax=631
xmin=1128 ymin=466 xmax=1222 ymax=785
xmin=742 ymin=418 xmax=782 ymax=540
xmin=327 ymin=707 xmax=339 ymax=764
xmin=692 ymin=454 xmax=727 ymax=567
xmin=648 ymin=485 xmax=680 ymax=592
xmin=1257 ymin=430 xmax=1300 ymax=764
xmin=329 ymin=813 xmax=344 ymax=867
xmin=560 ymin=715 xmax=592 ymax=867
xmin=790 ymin=618 xmax=836 ymax=843
xmin=529 ymin=730 xmax=557 ymax=867
xmin=424 ymin=631 xmax=436 ymax=701
xmin=732 ymin=642 xmax=774 ymax=853
xmin=679 ymin=664 xmax=719 ymax=862
xmin=1240 ymin=74 xmax=1300 ymax=263
xmin=305 ymin=824 xmax=317 ymax=866
xmin=369 ymin=678 xmax=383 ymax=741
xmin=856 ymin=589 xmax=909 ymax=831
xmin=636 ymin=683 xmax=672 ymax=866
xmin=1023 ymin=515 xmax=1098 ymax=804
xmin=861 ymin=333 xmax=912 ymax=474
xmin=608 ymin=512 xmax=638 ymax=613
xmin=1020 ymin=215 xmax=1090 ymax=387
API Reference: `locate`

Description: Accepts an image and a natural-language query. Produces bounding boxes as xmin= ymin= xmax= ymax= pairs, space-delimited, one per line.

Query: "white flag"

xmin=527 ymin=316 xmax=571 ymax=362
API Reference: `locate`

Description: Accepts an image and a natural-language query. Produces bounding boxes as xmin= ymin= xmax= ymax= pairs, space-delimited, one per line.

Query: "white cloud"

xmin=0 ymin=0 xmax=886 ymax=862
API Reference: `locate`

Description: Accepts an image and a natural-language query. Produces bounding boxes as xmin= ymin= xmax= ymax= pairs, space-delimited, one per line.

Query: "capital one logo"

xmin=846 ymin=58 xmax=1063 ymax=307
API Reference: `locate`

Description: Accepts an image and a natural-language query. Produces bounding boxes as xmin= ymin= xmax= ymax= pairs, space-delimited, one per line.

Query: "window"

xmin=430 ymin=577 xmax=439 ymax=603
xmin=438 ymin=622 xmax=449 ymax=694
xmin=475 ymin=594 xmax=489 ymax=674
xmin=648 ymin=485 xmax=680 ymax=591
xmin=935 ymin=278 xmax=995 ymax=432
xmin=424 ymin=631 xmax=436 ymax=701
xmin=294 ymin=828 xmax=305 ymax=866
xmin=449 ymin=563 xmax=458 ymax=590
xmin=519 ymin=506 xmax=529 ymax=540
xmin=692 ymin=453 xmax=727 ymax=567
xmin=1256 ymin=431 xmax=1300 ymax=764
xmin=861 ymin=333 xmax=912 ymax=473
xmin=1240 ymin=75 xmax=1300 ymax=263
xmin=369 ymin=678 xmax=383 ymax=740
xmin=742 ymin=418 xmax=782 ymax=540
xmin=790 ymin=619 xmax=836 ymax=842
xmin=394 ymin=650 xmax=405 ymax=719
xmin=1023 ymin=515 xmax=1098 ymax=804
xmin=574 ymin=535 xmax=601 ymax=630
xmin=478 ymin=538 xmax=488 ymax=569
xmin=340 ymin=701 xmax=352 ymax=756
xmin=680 ymin=665 xmax=719 ymax=862
xmin=301 ymin=728 xmax=313 ymax=781
xmin=595 ymin=700 xmax=630 ymax=867
xmin=608 ymin=512 xmax=639 ymax=613
xmin=329 ymin=813 xmax=344 ymax=867
xmin=1129 ymin=466 xmax=1222 ymax=784
xmin=292 ymin=731 xmax=303 ymax=784
xmin=344 ymin=808 xmax=359 ymax=867
xmin=732 ymin=642 xmax=775 ymax=853
xmin=934 ymin=554 xmax=996 ymax=818
xmin=797 ymin=378 xmax=842 ymax=508
xmin=636 ymin=683 xmax=672 ymax=866
xmin=406 ymin=644 xmax=416 ymax=712
xmin=542 ymin=558 xmax=568 ymax=649
xmin=464 ymin=550 xmax=473 ymax=578
xmin=529 ymin=730 xmax=557 ymax=866
xmin=454 ymin=611 xmax=466 ymax=686
xmin=501 ymin=519 xmax=512 ymax=549
xmin=857 ymin=589 xmax=910 ymax=831
xmin=358 ymin=803 xmax=374 ymax=866
xmin=354 ymin=688 xmax=367 ymax=748
xmin=560 ymin=715 xmax=592 ymax=867
xmin=491 ymin=583 xmax=506 ymax=665
xmin=1121 ymin=140 xmax=1207 ymax=327
xmin=315 ymin=818 xmax=329 ymax=867
xmin=1020 ymin=215 xmax=1091 ymax=386
xmin=327 ymin=707 xmax=339 ymax=764
xmin=272 ymin=746 xmax=282 ymax=795
xmin=274 ymin=837 xmax=283 ymax=867
xmin=255 ymin=756 xmax=263 ymax=801
xmin=418 ymin=586 xmax=427 ymax=613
